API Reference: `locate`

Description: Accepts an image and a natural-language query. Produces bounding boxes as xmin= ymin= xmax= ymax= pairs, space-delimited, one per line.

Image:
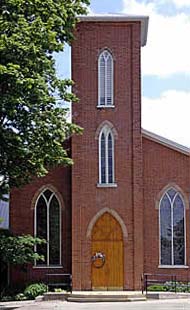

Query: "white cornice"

xmin=142 ymin=129 xmax=190 ymax=156
xmin=78 ymin=14 xmax=149 ymax=47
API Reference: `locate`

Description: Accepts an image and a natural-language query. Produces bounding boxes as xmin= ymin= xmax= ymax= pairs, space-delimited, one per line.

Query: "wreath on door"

xmin=91 ymin=252 xmax=106 ymax=268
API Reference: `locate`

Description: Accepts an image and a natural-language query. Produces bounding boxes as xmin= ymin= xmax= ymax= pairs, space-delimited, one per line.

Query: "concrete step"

xmin=43 ymin=292 xmax=70 ymax=301
xmin=67 ymin=296 xmax=146 ymax=302
xmin=42 ymin=291 xmax=146 ymax=302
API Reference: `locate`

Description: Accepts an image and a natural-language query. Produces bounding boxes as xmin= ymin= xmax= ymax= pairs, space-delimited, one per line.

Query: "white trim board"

xmin=142 ymin=129 xmax=190 ymax=156
xmin=78 ymin=14 xmax=149 ymax=47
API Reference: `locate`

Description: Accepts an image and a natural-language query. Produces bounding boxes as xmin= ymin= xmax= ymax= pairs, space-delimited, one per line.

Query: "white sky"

xmin=57 ymin=0 xmax=190 ymax=147
xmin=122 ymin=0 xmax=190 ymax=147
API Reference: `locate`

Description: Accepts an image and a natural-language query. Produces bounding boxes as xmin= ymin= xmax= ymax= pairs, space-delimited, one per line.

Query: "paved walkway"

xmin=0 ymin=299 xmax=190 ymax=310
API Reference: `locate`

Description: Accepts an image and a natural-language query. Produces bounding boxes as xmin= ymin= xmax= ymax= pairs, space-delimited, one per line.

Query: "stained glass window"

xmin=160 ymin=188 xmax=185 ymax=266
xmin=49 ymin=196 xmax=60 ymax=265
xmin=108 ymin=133 xmax=113 ymax=183
xmin=101 ymin=132 xmax=106 ymax=184
xmin=0 ymin=194 xmax=9 ymax=230
xmin=35 ymin=190 xmax=61 ymax=266
xmin=99 ymin=126 xmax=114 ymax=184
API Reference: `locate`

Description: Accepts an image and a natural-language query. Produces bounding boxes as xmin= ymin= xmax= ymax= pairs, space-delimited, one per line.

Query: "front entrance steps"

xmin=42 ymin=291 xmax=146 ymax=302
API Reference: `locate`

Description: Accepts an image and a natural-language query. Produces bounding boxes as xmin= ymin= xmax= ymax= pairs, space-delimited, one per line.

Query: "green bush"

xmin=24 ymin=283 xmax=47 ymax=300
xmin=164 ymin=281 xmax=190 ymax=293
xmin=148 ymin=284 xmax=166 ymax=291
xmin=148 ymin=281 xmax=190 ymax=293
xmin=15 ymin=293 xmax=27 ymax=301
xmin=0 ymin=286 xmax=22 ymax=301
xmin=54 ymin=288 xmax=64 ymax=292
xmin=1 ymin=295 xmax=14 ymax=302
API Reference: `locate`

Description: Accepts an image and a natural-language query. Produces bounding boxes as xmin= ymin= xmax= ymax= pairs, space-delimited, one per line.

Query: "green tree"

xmin=0 ymin=230 xmax=46 ymax=265
xmin=0 ymin=0 xmax=90 ymax=198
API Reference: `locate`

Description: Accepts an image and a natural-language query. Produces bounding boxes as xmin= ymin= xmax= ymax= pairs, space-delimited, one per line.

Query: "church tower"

xmin=71 ymin=14 xmax=149 ymax=290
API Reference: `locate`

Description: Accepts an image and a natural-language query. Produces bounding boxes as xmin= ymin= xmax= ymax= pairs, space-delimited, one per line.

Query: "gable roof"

xmin=142 ymin=129 xmax=190 ymax=156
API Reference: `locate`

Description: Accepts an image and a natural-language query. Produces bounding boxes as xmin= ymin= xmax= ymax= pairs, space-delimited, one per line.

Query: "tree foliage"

xmin=0 ymin=0 xmax=89 ymax=198
xmin=0 ymin=231 xmax=46 ymax=264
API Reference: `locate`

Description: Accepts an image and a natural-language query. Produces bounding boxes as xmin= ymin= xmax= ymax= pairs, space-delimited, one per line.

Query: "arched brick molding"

xmin=95 ymin=121 xmax=118 ymax=140
xmin=86 ymin=207 xmax=128 ymax=241
xmin=31 ymin=184 xmax=65 ymax=210
xmin=97 ymin=47 xmax=115 ymax=60
xmin=155 ymin=183 xmax=189 ymax=210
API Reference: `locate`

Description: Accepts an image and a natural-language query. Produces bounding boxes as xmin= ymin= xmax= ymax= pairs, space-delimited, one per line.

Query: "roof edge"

xmin=142 ymin=129 xmax=190 ymax=156
xmin=78 ymin=14 xmax=149 ymax=47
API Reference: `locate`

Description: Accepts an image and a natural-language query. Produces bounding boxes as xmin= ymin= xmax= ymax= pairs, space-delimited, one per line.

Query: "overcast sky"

xmin=56 ymin=0 xmax=190 ymax=147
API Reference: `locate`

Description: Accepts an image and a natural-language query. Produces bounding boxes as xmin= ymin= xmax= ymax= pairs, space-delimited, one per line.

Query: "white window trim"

xmin=98 ymin=50 xmax=114 ymax=107
xmin=98 ymin=125 xmax=115 ymax=185
xmin=159 ymin=188 xmax=186 ymax=267
xmin=97 ymin=105 xmax=115 ymax=108
xmin=34 ymin=189 xmax=62 ymax=267
xmin=97 ymin=183 xmax=117 ymax=188
xmin=33 ymin=265 xmax=63 ymax=269
xmin=158 ymin=265 xmax=189 ymax=269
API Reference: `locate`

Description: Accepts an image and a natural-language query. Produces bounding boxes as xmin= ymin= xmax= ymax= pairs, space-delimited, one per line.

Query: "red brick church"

xmin=1 ymin=14 xmax=190 ymax=291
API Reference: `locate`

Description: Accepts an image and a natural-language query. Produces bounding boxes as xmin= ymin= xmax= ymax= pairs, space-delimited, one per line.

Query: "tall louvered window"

xmin=99 ymin=125 xmax=114 ymax=184
xmin=159 ymin=188 xmax=185 ymax=266
xmin=98 ymin=50 xmax=113 ymax=106
xmin=35 ymin=189 xmax=61 ymax=266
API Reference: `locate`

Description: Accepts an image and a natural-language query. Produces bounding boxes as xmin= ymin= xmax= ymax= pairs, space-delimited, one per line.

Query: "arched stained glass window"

xmin=108 ymin=133 xmax=113 ymax=184
xmin=100 ymin=132 xmax=106 ymax=184
xmin=0 ymin=194 xmax=9 ymax=230
xmin=99 ymin=126 xmax=114 ymax=184
xmin=159 ymin=188 xmax=185 ymax=266
xmin=35 ymin=189 xmax=61 ymax=266
xmin=98 ymin=50 xmax=113 ymax=106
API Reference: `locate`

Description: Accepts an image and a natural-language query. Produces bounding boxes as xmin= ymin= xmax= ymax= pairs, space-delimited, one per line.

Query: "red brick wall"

xmin=10 ymin=164 xmax=72 ymax=286
xmin=10 ymin=18 xmax=190 ymax=290
xmin=143 ymin=136 xmax=190 ymax=278
xmin=71 ymin=21 xmax=143 ymax=290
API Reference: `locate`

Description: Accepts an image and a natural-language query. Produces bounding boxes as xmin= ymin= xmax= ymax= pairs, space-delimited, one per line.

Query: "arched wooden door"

xmin=91 ymin=212 xmax=124 ymax=290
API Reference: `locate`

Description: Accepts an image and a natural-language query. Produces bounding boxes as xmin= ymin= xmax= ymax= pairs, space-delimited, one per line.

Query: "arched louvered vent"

xmin=98 ymin=50 xmax=113 ymax=106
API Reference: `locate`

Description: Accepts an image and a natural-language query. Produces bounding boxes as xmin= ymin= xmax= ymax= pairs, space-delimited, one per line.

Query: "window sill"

xmin=158 ymin=265 xmax=189 ymax=269
xmin=33 ymin=265 xmax=63 ymax=269
xmin=97 ymin=105 xmax=115 ymax=109
xmin=97 ymin=183 xmax=117 ymax=188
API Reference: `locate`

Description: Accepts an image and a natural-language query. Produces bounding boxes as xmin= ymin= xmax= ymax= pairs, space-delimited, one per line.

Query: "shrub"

xmin=15 ymin=293 xmax=27 ymax=301
xmin=0 ymin=286 xmax=22 ymax=301
xmin=147 ymin=281 xmax=190 ymax=293
xmin=54 ymin=288 xmax=64 ymax=292
xmin=24 ymin=283 xmax=47 ymax=300
xmin=164 ymin=281 xmax=190 ymax=293
xmin=148 ymin=284 xmax=166 ymax=292
xmin=1 ymin=295 xmax=14 ymax=302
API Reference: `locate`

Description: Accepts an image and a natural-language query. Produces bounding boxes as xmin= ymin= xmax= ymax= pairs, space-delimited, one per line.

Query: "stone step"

xmin=42 ymin=291 xmax=146 ymax=302
xmin=67 ymin=296 xmax=146 ymax=302
xmin=43 ymin=292 xmax=70 ymax=301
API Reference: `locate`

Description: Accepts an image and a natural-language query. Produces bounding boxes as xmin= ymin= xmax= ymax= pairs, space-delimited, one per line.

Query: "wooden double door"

xmin=91 ymin=212 xmax=124 ymax=290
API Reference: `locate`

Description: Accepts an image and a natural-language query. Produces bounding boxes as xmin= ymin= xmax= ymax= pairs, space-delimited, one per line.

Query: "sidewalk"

xmin=0 ymin=298 xmax=190 ymax=310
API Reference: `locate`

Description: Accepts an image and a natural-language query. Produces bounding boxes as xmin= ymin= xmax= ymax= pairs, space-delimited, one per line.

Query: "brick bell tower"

xmin=71 ymin=14 xmax=148 ymax=290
